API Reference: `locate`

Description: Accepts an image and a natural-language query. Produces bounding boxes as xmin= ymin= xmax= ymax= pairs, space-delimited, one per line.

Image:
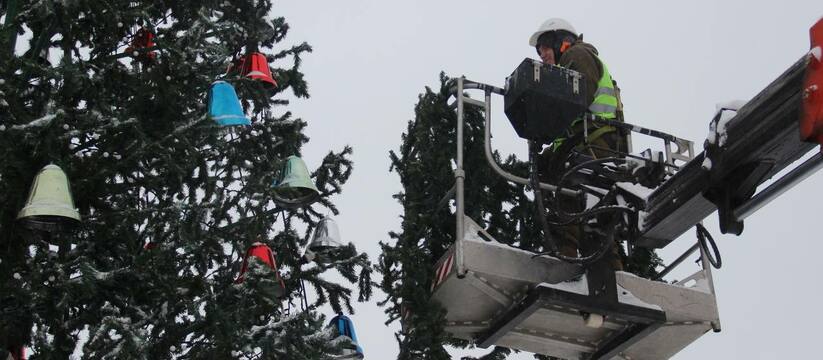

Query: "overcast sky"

xmin=276 ymin=1 xmax=823 ymax=359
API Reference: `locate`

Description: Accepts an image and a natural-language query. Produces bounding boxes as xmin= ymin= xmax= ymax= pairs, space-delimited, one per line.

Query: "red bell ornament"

xmin=241 ymin=52 xmax=277 ymax=89
xmin=234 ymin=242 xmax=286 ymax=298
xmin=125 ymin=27 xmax=157 ymax=62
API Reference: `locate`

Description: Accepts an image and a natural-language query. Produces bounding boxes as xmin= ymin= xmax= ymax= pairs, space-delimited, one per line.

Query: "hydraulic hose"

xmin=545 ymin=156 xmax=635 ymax=224
xmin=528 ymin=141 xmax=614 ymax=265
xmin=529 ymin=141 xmax=559 ymax=255
xmin=696 ymin=223 xmax=722 ymax=269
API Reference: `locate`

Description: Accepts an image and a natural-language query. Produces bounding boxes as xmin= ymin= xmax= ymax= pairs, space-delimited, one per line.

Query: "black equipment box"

xmin=504 ymin=58 xmax=587 ymax=144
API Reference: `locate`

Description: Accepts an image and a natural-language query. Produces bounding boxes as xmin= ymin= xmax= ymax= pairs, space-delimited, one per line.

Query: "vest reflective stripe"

xmin=590 ymin=56 xmax=617 ymax=119
xmin=589 ymin=102 xmax=616 ymax=114
xmin=593 ymin=86 xmax=616 ymax=97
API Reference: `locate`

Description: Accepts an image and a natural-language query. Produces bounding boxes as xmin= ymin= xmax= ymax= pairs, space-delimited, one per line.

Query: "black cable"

xmin=544 ymin=204 xmax=634 ymax=226
xmin=555 ymin=156 xmax=626 ymax=203
xmin=528 ymin=141 xmax=558 ymax=255
xmin=696 ymin=223 xmax=722 ymax=269
xmin=527 ymin=141 xmax=614 ymax=265
xmin=542 ymin=156 xmax=635 ymax=223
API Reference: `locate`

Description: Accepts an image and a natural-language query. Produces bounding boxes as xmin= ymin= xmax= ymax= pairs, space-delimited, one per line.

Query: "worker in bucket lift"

xmin=530 ymin=18 xmax=628 ymax=270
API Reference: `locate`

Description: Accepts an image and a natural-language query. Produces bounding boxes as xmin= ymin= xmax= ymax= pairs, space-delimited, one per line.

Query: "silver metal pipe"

xmin=734 ymin=151 xmax=823 ymax=221
xmin=655 ymin=243 xmax=699 ymax=280
xmin=462 ymin=96 xmax=486 ymax=108
xmin=455 ymin=77 xmax=466 ymax=277
xmin=461 ymin=81 xmax=506 ymax=95
xmin=480 ymin=90 xmax=581 ymax=197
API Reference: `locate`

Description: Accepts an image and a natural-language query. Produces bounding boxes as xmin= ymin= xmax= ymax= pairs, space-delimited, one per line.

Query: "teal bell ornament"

xmin=305 ymin=217 xmax=345 ymax=263
xmin=17 ymin=164 xmax=81 ymax=232
xmin=207 ymin=80 xmax=250 ymax=126
xmin=272 ymin=156 xmax=319 ymax=208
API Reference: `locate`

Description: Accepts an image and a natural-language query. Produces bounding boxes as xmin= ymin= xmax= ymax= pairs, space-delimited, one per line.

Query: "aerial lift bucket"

xmin=430 ymin=217 xmax=719 ymax=360
xmin=424 ymin=74 xmax=720 ymax=359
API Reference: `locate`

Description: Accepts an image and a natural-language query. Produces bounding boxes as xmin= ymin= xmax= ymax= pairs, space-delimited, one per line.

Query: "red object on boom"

xmin=800 ymin=18 xmax=823 ymax=146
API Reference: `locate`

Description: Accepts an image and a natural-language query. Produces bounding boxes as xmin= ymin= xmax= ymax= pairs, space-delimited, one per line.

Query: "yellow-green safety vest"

xmin=551 ymin=55 xmax=618 ymax=150
xmin=588 ymin=57 xmax=618 ymax=119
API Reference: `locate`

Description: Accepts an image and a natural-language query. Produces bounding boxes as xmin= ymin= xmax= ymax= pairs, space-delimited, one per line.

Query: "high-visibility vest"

xmin=588 ymin=56 xmax=618 ymax=119
xmin=551 ymin=55 xmax=618 ymax=150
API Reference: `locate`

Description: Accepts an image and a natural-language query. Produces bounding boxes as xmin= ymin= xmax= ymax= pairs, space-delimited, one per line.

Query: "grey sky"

xmin=278 ymin=1 xmax=823 ymax=359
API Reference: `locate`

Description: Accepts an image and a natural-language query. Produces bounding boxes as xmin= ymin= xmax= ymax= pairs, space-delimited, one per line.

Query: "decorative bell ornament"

xmin=328 ymin=313 xmax=364 ymax=359
xmin=241 ymin=52 xmax=278 ymax=89
xmin=17 ymin=164 xmax=81 ymax=232
xmin=305 ymin=217 xmax=345 ymax=263
xmin=125 ymin=27 xmax=157 ymax=62
xmin=234 ymin=242 xmax=286 ymax=299
xmin=207 ymin=81 xmax=250 ymax=126
xmin=271 ymin=156 xmax=319 ymax=208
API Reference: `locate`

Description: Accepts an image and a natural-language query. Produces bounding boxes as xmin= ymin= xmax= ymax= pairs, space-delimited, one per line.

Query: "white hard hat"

xmin=528 ymin=18 xmax=578 ymax=46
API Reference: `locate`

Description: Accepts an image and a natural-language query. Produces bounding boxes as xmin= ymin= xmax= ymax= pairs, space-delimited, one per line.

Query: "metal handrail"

xmin=655 ymin=243 xmax=699 ymax=280
xmin=481 ymin=88 xmax=583 ymax=198
xmin=453 ymin=78 xmax=582 ymax=197
xmin=451 ymin=77 xmax=582 ymax=277
xmin=454 ymin=78 xmax=466 ymax=277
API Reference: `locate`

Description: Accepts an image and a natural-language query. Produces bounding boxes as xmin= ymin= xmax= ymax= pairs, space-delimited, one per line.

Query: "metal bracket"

xmin=704 ymin=159 xmax=774 ymax=235
xmin=664 ymin=138 xmax=695 ymax=173
xmin=573 ymin=72 xmax=581 ymax=95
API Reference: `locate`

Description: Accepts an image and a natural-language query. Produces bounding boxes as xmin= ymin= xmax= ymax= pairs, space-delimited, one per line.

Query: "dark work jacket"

xmin=558 ymin=40 xmax=603 ymax=109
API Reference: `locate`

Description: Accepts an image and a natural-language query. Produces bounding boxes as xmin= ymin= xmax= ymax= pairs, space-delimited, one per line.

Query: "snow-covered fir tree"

xmin=0 ymin=1 xmax=371 ymax=358
xmin=378 ymin=74 xmax=540 ymax=360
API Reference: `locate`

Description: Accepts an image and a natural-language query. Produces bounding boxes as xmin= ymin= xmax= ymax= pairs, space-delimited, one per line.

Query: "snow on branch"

xmin=11 ymin=113 xmax=58 ymax=130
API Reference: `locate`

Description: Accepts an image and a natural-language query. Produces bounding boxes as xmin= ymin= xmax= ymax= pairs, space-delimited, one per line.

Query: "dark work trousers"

xmin=539 ymin=124 xmax=627 ymax=271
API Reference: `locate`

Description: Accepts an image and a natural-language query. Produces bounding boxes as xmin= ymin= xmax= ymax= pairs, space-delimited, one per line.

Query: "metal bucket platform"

xmin=430 ymin=217 xmax=719 ymax=359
